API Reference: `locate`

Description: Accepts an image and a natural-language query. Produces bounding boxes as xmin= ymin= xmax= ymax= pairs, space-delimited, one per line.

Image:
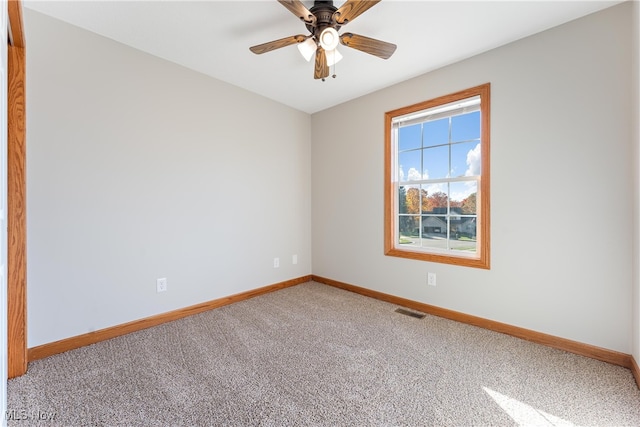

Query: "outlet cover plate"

xmin=427 ymin=273 xmax=437 ymax=287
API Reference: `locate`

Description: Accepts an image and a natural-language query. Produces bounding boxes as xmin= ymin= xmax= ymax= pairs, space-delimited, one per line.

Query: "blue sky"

xmin=397 ymin=110 xmax=481 ymax=204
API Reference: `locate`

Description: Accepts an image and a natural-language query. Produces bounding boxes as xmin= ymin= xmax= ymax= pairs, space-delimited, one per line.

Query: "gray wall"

xmin=633 ymin=0 xmax=640 ymax=363
xmin=25 ymin=10 xmax=312 ymax=347
xmin=312 ymin=3 xmax=633 ymax=353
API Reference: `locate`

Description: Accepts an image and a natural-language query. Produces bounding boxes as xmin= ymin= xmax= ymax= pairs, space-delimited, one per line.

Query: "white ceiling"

xmin=24 ymin=0 xmax=622 ymax=114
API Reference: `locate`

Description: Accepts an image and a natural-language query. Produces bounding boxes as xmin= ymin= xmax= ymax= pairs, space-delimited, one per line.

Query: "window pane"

xmin=422 ymin=184 xmax=448 ymax=213
xmin=451 ymin=111 xmax=480 ymax=142
xmin=398 ymin=186 xmax=408 ymax=214
xmin=419 ymin=185 xmax=430 ymax=215
xmin=398 ymin=123 xmax=421 ymax=151
xmin=403 ymin=187 xmax=421 ymax=215
xmin=449 ymin=234 xmax=477 ymax=253
xmin=398 ymin=215 xmax=420 ymax=247
xmin=421 ymin=215 xmax=448 ymax=251
xmin=451 ymin=141 xmax=481 ymax=178
xmin=423 ymin=118 xmax=449 ymax=147
xmin=398 ymin=150 xmax=422 ymax=182
xmin=450 ymin=181 xmax=478 ymax=215
xmin=422 ymin=215 xmax=447 ymax=237
xmin=423 ymin=145 xmax=449 ymax=179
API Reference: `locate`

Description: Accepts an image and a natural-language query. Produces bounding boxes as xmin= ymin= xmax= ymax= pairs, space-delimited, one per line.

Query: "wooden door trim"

xmin=8 ymin=0 xmax=24 ymax=48
xmin=7 ymin=0 xmax=27 ymax=378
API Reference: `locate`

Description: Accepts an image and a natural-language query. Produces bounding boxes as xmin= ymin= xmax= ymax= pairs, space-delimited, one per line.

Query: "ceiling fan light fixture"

xmin=326 ymin=48 xmax=343 ymax=67
xmin=249 ymin=0 xmax=396 ymax=80
xmin=297 ymin=37 xmax=316 ymax=62
xmin=319 ymin=27 xmax=339 ymax=51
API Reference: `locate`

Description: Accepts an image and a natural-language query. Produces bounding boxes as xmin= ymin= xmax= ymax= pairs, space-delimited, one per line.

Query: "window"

xmin=384 ymin=84 xmax=490 ymax=269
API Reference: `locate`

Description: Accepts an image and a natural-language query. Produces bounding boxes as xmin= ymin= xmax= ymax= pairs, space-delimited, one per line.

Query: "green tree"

xmin=399 ymin=186 xmax=407 ymax=213
xmin=398 ymin=187 xmax=412 ymax=233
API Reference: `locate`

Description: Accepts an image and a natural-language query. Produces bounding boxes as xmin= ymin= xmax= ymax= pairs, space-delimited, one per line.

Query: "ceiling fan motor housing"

xmin=307 ymin=1 xmax=342 ymax=38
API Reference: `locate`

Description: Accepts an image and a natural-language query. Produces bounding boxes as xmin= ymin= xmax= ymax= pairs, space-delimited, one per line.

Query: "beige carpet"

xmin=7 ymin=281 xmax=640 ymax=426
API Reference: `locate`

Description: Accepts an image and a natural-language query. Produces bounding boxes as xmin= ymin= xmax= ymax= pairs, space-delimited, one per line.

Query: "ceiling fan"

xmin=249 ymin=0 xmax=397 ymax=81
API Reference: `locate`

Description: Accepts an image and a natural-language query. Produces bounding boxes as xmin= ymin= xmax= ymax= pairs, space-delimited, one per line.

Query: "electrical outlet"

xmin=292 ymin=254 xmax=298 ymax=265
xmin=427 ymin=272 xmax=437 ymax=287
xmin=157 ymin=278 xmax=167 ymax=293
xmin=274 ymin=258 xmax=280 ymax=268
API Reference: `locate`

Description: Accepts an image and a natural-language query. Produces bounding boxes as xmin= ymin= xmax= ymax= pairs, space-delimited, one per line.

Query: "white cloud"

xmin=465 ymin=144 xmax=481 ymax=176
xmin=425 ymin=183 xmax=446 ymax=195
xmin=408 ymin=167 xmax=423 ymax=181
xmin=399 ymin=166 xmax=428 ymax=187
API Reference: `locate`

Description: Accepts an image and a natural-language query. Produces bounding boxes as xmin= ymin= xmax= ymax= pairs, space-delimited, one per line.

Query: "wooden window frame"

xmin=384 ymin=83 xmax=490 ymax=269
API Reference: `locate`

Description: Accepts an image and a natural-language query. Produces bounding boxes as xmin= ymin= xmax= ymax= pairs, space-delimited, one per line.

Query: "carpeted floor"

xmin=7 ymin=281 xmax=640 ymax=426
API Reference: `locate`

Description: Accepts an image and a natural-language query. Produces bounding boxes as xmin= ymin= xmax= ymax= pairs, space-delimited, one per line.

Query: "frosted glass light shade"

xmin=319 ymin=27 xmax=339 ymax=51
xmin=326 ymin=48 xmax=343 ymax=66
xmin=297 ymin=38 xmax=316 ymax=62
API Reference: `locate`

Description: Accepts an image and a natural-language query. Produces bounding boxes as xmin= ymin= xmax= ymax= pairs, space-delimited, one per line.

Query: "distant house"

xmin=422 ymin=207 xmax=476 ymax=239
xmin=422 ymin=215 xmax=447 ymax=235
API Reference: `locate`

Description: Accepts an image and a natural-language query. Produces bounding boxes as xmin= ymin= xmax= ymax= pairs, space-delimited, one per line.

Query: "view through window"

xmin=384 ymin=84 xmax=490 ymax=269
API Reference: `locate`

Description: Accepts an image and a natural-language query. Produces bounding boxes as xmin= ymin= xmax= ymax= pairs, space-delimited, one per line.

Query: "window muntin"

xmin=384 ymin=84 xmax=490 ymax=269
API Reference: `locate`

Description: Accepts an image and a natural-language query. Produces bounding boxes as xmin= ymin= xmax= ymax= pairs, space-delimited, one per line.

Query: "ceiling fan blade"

xmin=277 ymin=0 xmax=316 ymax=25
xmin=333 ymin=0 xmax=381 ymax=25
xmin=314 ymin=47 xmax=329 ymax=80
xmin=250 ymin=35 xmax=308 ymax=55
xmin=340 ymin=32 xmax=396 ymax=59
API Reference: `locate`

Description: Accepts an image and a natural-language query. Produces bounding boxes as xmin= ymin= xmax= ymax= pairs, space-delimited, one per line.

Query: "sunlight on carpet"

xmin=483 ymin=387 xmax=575 ymax=426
